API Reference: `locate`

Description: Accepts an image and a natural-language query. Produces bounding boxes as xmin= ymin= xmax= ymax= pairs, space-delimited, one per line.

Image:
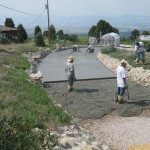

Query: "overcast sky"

xmin=0 ymin=0 xmax=150 ymax=17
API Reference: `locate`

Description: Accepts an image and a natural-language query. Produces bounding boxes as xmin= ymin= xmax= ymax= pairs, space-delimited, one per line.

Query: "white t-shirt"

xmin=88 ymin=45 xmax=94 ymax=50
xmin=117 ymin=65 xmax=127 ymax=87
xmin=135 ymin=42 xmax=146 ymax=52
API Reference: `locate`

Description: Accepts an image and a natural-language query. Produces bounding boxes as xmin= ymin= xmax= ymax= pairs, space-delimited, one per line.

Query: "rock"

xmin=96 ymin=52 xmax=150 ymax=87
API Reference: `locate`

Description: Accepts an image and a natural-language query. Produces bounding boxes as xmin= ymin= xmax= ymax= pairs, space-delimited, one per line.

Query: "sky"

xmin=1 ymin=0 xmax=150 ymax=33
xmin=1 ymin=0 xmax=150 ymax=17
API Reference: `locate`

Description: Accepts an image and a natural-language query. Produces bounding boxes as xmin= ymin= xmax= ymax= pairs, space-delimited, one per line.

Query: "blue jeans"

xmin=137 ymin=51 xmax=145 ymax=59
xmin=117 ymin=87 xmax=126 ymax=96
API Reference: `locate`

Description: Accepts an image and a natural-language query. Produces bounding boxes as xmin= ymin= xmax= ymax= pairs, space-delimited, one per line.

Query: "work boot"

xmin=135 ymin=58 xmax=139 ymax=64
xmin=70 ymin=85 xmax=73 ymax=91
xmin=68 ymin=85 xmax=72 ymax=92
xmin=118 ymin=95 xmax=124 ymax=104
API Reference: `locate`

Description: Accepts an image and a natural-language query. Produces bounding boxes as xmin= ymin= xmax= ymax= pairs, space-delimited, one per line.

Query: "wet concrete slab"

xmin=38 ymin=47 xmax=116 ymax=83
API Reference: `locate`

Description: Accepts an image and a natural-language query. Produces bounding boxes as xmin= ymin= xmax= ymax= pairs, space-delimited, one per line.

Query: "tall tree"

xmin=88 ymin=25 xmax=97 ymax=37
xmin=17 ymin=24 xmax=27 ymax=43
xmin=88 ymin=19 xmax=119 ymax=42
xmin=4 ymin=18 xmax=15 ymax=28
xmin=49 ymin=25 xmax=56 ymax=40
xmin=34 ymin=25 xmax=42 ymax=36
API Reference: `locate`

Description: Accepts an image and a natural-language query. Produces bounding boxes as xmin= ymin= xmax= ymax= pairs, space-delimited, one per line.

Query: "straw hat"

xmin=120 ymin=59 xmax=128 ymax=64
xmin=67 ymin=56 xmax=74 ymax=62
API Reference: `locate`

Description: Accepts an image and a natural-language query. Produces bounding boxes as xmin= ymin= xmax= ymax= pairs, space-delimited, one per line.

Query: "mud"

xmin=45 ymin=79 xmax=150 ymax=119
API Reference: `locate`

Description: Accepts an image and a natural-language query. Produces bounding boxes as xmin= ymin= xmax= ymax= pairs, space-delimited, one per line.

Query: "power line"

xmin=0 ymin=4 xmax=39 ymax=16
xmin=26 ymin=9 xmax=46 ymax=28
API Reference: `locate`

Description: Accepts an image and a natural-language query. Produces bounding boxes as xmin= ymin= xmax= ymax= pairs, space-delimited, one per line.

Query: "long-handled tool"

xmin=126 ymin=86 xmax=130 ymax=100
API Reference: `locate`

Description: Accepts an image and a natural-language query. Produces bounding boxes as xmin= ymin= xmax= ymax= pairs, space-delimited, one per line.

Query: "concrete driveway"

xmin=38 ymin=47 xmax=116 ymax=83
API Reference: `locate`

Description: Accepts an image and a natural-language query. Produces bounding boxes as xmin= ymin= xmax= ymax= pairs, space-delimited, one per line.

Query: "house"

xmin=100 ymin=32 xmax=120 ymax=47
xmin=0 ymin=25 xmax=17 ymax=41
xmin=140 ymin=35 xmax=150 ymax=41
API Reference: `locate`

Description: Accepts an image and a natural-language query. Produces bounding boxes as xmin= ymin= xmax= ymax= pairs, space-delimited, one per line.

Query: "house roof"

xmin=0 ymin=25 xmax=17 ymax=32
xmin=101 ymin=32 xmax=120 ymax=40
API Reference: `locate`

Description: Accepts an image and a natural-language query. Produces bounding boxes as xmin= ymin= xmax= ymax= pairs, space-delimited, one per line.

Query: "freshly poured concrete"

xmin=38 ymin=47 xmax=116 ymax=83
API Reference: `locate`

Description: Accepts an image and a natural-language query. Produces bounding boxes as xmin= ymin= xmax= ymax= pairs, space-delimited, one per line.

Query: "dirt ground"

xmin=45 ymin=79 xmax=150 ymax=119
xmin=45 ymin=79 xmax=150 ymax=149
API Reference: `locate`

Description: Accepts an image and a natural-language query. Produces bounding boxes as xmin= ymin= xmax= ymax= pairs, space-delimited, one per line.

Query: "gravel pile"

xmin=78 ymin=110 xmax=150 ymax=150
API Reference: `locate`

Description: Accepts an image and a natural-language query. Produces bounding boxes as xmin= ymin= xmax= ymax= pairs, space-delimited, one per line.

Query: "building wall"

xmin=140 ymin=35 xmax=150 ymax=41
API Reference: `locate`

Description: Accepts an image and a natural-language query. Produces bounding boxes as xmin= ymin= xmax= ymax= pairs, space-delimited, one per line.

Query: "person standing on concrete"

xmin=72 ymin=45 xmax=81 ymax=52
xmin=116 ymin=59 xmax=128 ymax=104
xmin=86 ymin=44 xmax=94 ymax=53
xmin=65 ymin=56 xmax=76 ymax=92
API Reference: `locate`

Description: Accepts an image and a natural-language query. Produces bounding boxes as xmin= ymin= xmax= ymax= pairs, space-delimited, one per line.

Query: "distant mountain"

xmin=1 ymin=15 xmax=150 ymax=37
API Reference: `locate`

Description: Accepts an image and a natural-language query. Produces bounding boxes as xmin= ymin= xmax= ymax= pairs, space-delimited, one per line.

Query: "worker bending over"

xmin=86 ymin=44 xmax=94 ymax=53
xmin=72 ymin=45 xmax=81 ymax=52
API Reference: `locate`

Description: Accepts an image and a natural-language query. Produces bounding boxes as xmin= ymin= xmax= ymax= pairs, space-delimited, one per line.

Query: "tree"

xmin=34 ymin=32 xmax=45 ymax=46
xmin=69 ymin=34 xmax=78 ymax=42
xmin=43 ymin=30 xmax=48 ymax=37
xmin=4 ymin=18 xmax=15 ymax=28
xmin=88 ymin=19 xmax=119 ymax=42
xmin=57 ymin=30 xmax=64 ymax=40
xmin=49 ymin=25 xmax=56 ymax=40
xmin=131 ymin=29 xmax=140 ymax=39
xmin=88 ymin=25 xmax=97 ymax=37
xmin=17 ymin=24 xmax=28 ymax=43
xmin=34 ymin=25 xmax=42 ymax=36
xmin=142 ymin=30 xmax=150 ymax=35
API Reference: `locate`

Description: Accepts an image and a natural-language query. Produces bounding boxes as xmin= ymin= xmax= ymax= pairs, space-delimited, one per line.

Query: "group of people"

xmin=65 ymin=44 xmax=129 ymax=104
xmin=72 ymin=44 xmax=95 ymax=53
xmin=65 ymin=55 xmax=128 ymax=104
xmin=114 ymin=40 xmax=146 ymax=103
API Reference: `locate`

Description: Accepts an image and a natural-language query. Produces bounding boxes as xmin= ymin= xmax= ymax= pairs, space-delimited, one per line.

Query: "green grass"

xmin=101 ymin=47 xmax=150 ymax=70
xmin=0 ymin=43 xmax=72 ymax=149
xmin=101 ymin=47 xmax=117 ymax=54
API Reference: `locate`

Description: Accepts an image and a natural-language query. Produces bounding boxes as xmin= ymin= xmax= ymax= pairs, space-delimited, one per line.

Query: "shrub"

xmin=0 ymin=37 xmax=10 ymax=44
xmin=0 ymin=116 xmax=43 ymax=150
xmin=34 ymin=32 xmax=45 ymax=46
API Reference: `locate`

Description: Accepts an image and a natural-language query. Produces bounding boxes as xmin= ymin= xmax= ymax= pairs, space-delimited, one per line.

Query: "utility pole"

xmin=45 ymin=0 xmax=50 ymax=44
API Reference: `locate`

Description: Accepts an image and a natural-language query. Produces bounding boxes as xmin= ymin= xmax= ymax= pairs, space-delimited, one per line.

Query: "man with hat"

xmin=116 ymin=59 xmax=128 ymax=103
xmin=72 ymin=44 xmax=81 ymax=52
xmin=65 ymin=56 xmax=76 ymax=92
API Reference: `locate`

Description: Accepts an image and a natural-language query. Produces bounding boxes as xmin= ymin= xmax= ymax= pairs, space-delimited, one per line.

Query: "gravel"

xmin=78 ymin=109 xmax=150 ymax=150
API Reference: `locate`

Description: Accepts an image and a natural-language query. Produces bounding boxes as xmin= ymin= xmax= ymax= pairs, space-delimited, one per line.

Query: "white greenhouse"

xmin=100 ymin=32 xmax=120 ymax=47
